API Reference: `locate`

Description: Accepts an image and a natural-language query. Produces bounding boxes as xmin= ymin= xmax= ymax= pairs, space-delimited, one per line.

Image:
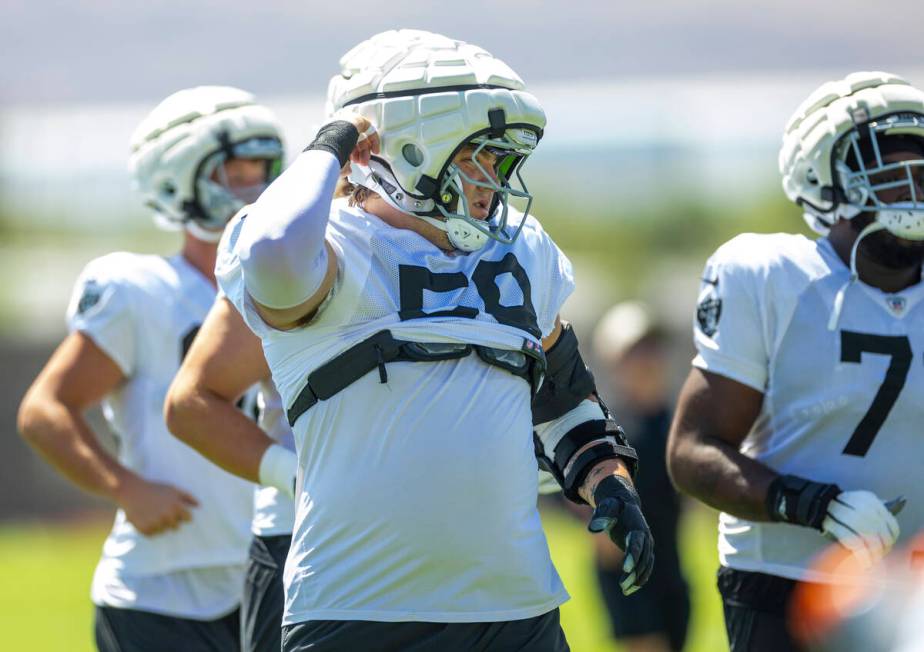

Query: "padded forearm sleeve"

xmin=532 ymin=323 xmax=595 ymax=425
xmin=238 ymin=121 xmax=358 ymax=309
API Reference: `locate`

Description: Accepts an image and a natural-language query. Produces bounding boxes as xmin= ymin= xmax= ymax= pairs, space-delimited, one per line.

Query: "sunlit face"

xmin=215 ymin=157 xmax=272 ymax=204
xmin=452 ymin=145 xmax=499 ymax=220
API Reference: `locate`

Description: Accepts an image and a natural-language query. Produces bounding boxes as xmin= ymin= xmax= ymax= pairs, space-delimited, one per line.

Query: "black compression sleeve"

xmin=304 ymin=121 xmax=359 ymax=168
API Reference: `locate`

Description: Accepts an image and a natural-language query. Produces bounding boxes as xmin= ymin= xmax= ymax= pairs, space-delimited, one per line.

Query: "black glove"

xmin=765 ymin=474 xmax=841 ymax=529
xmin=587 ymin=475 xmax=654 ymax=595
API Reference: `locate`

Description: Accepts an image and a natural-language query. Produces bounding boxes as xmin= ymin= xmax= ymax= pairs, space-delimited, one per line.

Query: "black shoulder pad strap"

xmin=532 ymin=324 xmax=595 ymax=425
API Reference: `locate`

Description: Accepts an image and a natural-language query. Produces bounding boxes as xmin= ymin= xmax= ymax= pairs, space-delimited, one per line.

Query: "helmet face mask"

xmin=435 ymin=132 xmax=537 ymax=248
xmin=327 ymin=29 xmax=547 ymax=251
xmin=129 ymin=86 xmax=284 ymax=242
xmin=779 ymin=72 xmax=924 ymax=241
xmin=193 ymin=136 xmax=284 ymax=232
xmin=835 ymin=116 xmax=924 ymax=241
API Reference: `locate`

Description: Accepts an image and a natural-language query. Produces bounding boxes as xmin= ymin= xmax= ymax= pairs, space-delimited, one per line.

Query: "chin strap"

xmin=827 ymin=220 xmax=885 ymax=331
xmin=348 ymin=161 xmax=489 ymax=252
xmin=185 ymin=219 xmax=225 ymax=243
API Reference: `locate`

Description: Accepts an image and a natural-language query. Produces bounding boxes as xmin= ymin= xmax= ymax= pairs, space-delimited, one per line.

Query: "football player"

xmin=165 ymin=295 xmax=297 ymax=652
xmin=217 ymin=30 xmax=654 ymax=651
xmin=17 ymin=86 xmax=284 ymax=652
xmin=667 ymin=71 xmax=924 ymax=652
xmin=590 ymin=302 xmax=690 ymax=652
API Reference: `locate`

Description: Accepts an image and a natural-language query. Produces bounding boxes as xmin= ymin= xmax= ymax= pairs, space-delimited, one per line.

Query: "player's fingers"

xmin=624 ymin=531 xmax=644 ymax=573
xmin=636 ymin=536 xmax=655 ymax=587
xmin=619 ymin=570 xmax=637 ymax=595
xmin=178 ymin=490 xmax=199 ymax=507
xmin=622 ymin=552 xmax=635 ymax=575
xmin=874 ymin=505 xmax=900 ymax=544
xmin=367 ymin=131 xmax=381 ymax=155
xmin=588 ymin=500 xmax=618 ymax=534
xmin=176 ymin=506 xmax=193 ymax=524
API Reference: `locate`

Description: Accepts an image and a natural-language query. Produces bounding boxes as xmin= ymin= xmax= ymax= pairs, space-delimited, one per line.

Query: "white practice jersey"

xmin=693 ymin=233 xmax=924 ymax=583
xmin=252 ymin=379 xmax=296 ymax=537
xmin=67 ymin=252 xmax=254 ymax=617
xmin=218 ymin=201 xmax=573 ymax=624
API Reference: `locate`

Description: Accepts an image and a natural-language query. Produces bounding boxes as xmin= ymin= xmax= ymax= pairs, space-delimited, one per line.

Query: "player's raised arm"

xmin=533 ymin=316 xmax=655 ymax=596
xmin=165 ymin=297 xmax=296 ymax=496
xmin=18 ymin=333 xmax=198 ymax=536
xmin=238 ymin=114 xmax=379 ymax=329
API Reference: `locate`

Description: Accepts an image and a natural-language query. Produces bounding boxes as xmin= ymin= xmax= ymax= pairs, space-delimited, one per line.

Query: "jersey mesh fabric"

xmin=693 ymin=233 xmax=924 ymax=582
xmin=68 ymin=252 xmax=253 ymax=615
xmin=218 ymin=202 xmax=574 ymax=623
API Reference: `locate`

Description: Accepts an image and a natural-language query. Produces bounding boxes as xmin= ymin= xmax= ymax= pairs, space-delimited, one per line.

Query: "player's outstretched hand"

xmin=822 ymin=490 xmax=901 ymax=569
xmin=588 ymin=475 xmax=654 ymax=596
xmin=115 ymin=473 xmax=199 ymax=537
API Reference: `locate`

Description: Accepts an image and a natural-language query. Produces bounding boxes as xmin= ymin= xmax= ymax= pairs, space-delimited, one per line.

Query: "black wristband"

xmin=304 ymin=120 xmax=359 ymax=168
xmin=765 ymin=474 xmax=841 ymax=530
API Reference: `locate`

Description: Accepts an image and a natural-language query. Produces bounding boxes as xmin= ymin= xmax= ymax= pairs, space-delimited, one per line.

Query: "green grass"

xmin=0 ymin=519 xmax=105 ymax=652
xmin=0 ymin=507 xmax=725 ymax=651
xmin=543 ymin=503 xmax=725 ymax=652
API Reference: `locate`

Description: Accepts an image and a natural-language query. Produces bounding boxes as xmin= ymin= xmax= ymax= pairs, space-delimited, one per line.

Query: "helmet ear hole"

xmin=402 ymin=143 xmax=424 ymax=167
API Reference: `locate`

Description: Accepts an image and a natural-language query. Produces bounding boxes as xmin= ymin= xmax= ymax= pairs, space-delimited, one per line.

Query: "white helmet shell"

xmin=129 ymin=86 xmax=284 ymax=240
xmin=779 ymin=71 xmax=924 ymax=238
xmin=327 ymin=30 xmax=546 ymax=250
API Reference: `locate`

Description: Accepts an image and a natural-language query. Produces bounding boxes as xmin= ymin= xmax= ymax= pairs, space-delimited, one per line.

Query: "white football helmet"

xmin=129 ymin=86 xmax=284 ymax=242
xmin=326 ymin=30 xmax=546 ymax=252
xmin=780 ymin=71 xmax=924 ymax=240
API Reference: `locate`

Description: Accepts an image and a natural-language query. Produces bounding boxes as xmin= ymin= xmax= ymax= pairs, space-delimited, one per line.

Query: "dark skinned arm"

xmin=666 ymin=366 xmax=775 ymax=521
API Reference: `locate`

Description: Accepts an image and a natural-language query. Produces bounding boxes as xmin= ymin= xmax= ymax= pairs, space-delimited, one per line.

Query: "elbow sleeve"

xmin=238 ymin=149 xmax=339 ymax=309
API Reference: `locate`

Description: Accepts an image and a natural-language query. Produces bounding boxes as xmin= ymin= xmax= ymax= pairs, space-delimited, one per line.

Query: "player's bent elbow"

xmin=17 ymin=389 xmax=57 ymax=448
xmin=665 ymin=427 xmax=697 ymax=495
xmin=162 ymin=381 xmax=196 ymax=444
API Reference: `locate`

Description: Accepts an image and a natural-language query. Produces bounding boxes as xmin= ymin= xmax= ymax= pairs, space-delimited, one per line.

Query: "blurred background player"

xmin=17 ymin=86 xmax=284 ymax=652
xmin=667 ymin=71 xmax=924 ymax=652
xmin=220 ymin=30 xmax=653 ymax=651
xmin=166 ymin=296 xmax=298 ymax=652
xmin=590 ymin=302 xmax=690 ymax=652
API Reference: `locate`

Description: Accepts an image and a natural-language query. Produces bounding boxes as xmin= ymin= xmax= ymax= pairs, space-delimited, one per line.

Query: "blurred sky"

xmin=2 ymin=1 xmax=924 ymax=230
xmin=2 ymin=0 xmax=924 ymax=105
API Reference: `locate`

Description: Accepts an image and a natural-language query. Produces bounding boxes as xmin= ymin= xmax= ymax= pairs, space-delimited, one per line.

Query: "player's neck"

xmin=181 ymin=235 xmax=219 ymax=287
xmin=828 ymin=228 xmax=921 ymax=293
xmin=363 ymin=195 xmax=454 ymax=252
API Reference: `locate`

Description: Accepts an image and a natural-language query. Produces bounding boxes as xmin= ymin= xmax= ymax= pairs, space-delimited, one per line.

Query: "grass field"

xmin=0 ymin=506 xmax=725 ymax=652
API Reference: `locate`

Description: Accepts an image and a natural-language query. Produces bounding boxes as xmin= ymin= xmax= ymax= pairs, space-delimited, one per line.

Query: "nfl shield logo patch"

xmin=885 ymin=295 xmax=907 ymax=316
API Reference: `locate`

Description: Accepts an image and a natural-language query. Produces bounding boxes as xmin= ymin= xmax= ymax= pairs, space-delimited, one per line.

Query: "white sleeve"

xmin=691 ymin=240 xmax=769 ymax=392
xmin=216 ymin=214 xmax=268 ymax=338
xmin=66 ymin=258 xmax=137 ymax=376
xmin=236 ymin=149 xmax=341 ymax=310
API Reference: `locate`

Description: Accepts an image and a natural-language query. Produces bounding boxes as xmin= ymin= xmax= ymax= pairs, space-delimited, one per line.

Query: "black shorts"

xmin=717 ymin=566 xmax=807 ymax=652
xmin=281 ymin=608 xmax=569 ymax=652
xmin=241 ymin=534 xmax=291 ymax=652
xmin=596 ymin=562 xmax=690 ymax=651
xmin=94 ymin=604 xmax=240 ymax=652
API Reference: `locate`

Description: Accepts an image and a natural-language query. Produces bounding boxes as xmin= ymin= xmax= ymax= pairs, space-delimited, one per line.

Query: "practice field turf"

xmin=0 ymin=506 xmax=724 ymax=652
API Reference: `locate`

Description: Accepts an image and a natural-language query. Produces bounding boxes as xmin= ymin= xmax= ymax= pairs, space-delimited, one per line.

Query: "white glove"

xmin=258 ymin=444 xmax=298 ymax=500
xmin=821 ymin=490 xmax=900 ymax=568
